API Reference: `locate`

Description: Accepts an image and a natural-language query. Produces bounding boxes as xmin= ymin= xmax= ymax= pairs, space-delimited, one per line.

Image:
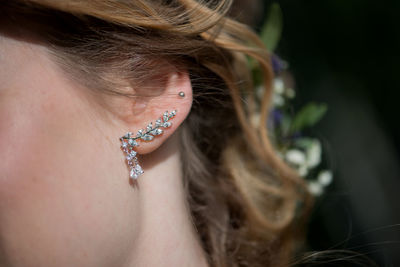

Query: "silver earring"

xmin=120 ymin=110 xmax=177 ymax=180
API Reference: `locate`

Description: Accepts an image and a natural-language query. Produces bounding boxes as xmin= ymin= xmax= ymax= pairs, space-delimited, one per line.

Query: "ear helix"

xmin=120 ymin=90 xmax=186 ymax=180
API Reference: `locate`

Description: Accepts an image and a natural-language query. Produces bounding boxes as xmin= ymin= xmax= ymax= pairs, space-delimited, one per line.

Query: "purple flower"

xmin=271 ymin=54 xmax=285 ymax=75
xmin=271 ymin=108 xmax=283 ymax=125
xmin=289 ymin=131 xmax=302 ymax=140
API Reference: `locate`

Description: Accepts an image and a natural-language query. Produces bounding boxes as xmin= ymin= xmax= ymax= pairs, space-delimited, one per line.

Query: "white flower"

xmin=250 ymin=113 xmax=260 ymax=127
xmin=273 ymin=78 xmax=285 ymax=95
xmin=298 ymin=164 xmax=309 ymax=177
xmin=285 ymin=88 xmax=296 ymax=99
xmin=306 ymin=139 xmax=321 ymax=168
xmin=256 ymin=85 xmax=265 ymax=99
xmin=273 ymin=94 xmax=285 ymax=107
xmin=285 ymin=149 xmax=306 ymax=165
xmin=308 ymin=181 xmax=324 ymax=196
xmin=318 ymin=170 xmax=333 ymax=186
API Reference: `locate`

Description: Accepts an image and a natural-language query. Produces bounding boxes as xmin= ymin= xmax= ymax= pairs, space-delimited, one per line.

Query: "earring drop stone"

xmin=178 ymin=91 xmax=185 ymax=98
xmin=120 ymin=110 xmax=177 ymax=180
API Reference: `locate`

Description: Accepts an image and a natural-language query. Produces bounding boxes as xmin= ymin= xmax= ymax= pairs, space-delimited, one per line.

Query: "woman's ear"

xmin=120 ymin=70 xmax=192 ymax=155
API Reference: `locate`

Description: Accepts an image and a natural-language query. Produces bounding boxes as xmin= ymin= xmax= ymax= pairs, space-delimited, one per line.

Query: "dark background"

xmin=271 ymin=0 xmax=400 ymax=266
xmin=236 ymin=0 xmax=400 ymax=266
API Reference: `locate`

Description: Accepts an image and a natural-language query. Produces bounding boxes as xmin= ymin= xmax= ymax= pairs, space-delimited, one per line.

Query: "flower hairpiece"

xmin=253 ymin=4 xmax=333 ymax=196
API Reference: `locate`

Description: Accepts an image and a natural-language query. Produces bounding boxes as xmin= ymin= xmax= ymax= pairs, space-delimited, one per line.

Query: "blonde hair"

xmin=1 ymin=0 xmax=313 ymax=266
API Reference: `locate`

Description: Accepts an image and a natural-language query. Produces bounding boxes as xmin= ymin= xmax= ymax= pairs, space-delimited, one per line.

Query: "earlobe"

xmin=119 ymin=71 xmax=192 ymax=180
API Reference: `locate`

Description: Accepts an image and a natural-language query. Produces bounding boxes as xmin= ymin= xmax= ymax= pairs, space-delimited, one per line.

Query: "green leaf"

xmin=247 ymin=56 xmax=263 ymax=86
xmin=290 ymin=103 xmax=328 ymax=132
xmin=294 ymin=137 xmax=316 ymax=150
xmin=260 ymin=3 xmax=283 ymax=52
xmin=280 ymin=113 xmax=292 ymax=137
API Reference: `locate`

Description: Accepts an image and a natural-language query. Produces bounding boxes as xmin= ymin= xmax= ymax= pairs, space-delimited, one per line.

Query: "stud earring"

xmin=120 ymin=110 xmax=177 ymax=180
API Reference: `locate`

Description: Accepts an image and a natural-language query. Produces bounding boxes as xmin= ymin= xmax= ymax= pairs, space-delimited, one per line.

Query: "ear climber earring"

xmin=120 ymin=110 xmax=177 ymax=180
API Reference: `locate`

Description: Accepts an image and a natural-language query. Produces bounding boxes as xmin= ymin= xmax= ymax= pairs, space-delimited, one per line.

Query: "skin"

xmin=0 ymin=33 xmax=207 ymax=267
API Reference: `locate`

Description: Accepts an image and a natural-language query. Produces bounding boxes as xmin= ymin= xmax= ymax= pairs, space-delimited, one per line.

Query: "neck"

xmin=125 ymin=133 xmax=208 ymax=267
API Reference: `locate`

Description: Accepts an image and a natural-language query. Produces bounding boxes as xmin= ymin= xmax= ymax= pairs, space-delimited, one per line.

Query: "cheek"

xmin=0 ymin=66 xmax=138 ymax=266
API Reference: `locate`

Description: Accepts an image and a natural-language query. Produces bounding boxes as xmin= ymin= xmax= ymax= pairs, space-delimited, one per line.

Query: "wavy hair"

xmin=1 ymin=0 xmax=313 ymax=266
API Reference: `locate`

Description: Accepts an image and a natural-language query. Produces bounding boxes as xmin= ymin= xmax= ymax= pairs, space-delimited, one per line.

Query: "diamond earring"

xmin=120 ymin=110 xmax=177 ymax=180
